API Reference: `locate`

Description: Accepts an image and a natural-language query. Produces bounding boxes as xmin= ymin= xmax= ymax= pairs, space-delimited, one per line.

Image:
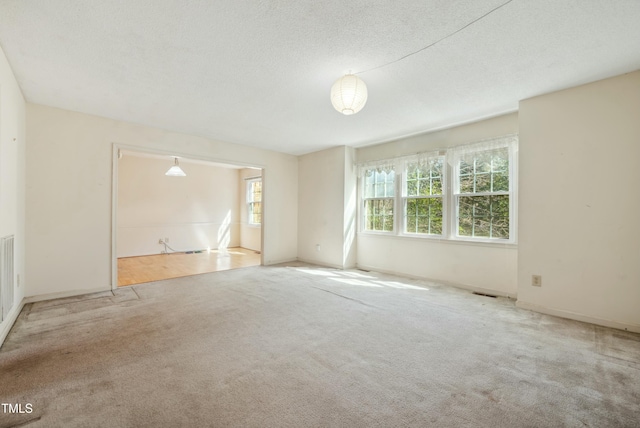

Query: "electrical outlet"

xmin=159 ymin=238 xmax=163 ymax=244
xmin=165 ymin=237 xmax=169 ymax=243
xmin=532 ymin=275 xmax=542 ymax=287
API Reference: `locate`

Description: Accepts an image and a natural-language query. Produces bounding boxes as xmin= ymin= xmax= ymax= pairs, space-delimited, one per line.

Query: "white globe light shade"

xmin=330 ymin=74 xmax=368 ymax=115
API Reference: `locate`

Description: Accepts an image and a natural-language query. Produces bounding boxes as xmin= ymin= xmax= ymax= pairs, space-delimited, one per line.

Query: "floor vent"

xmin=1 ymin=235 xmax=15 ymax=322
xmin=472 ymin=291 xmax=497 ymax=298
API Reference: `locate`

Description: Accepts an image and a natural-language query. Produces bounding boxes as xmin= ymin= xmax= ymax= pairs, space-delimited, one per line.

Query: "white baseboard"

xmin=516 ymin=300 xmax=640 ymax=333
xmin=263 ymin=257 xmax=298 ymax=266
xmin=1 ymin=286 xmax=114 ymax=349
xmin=296 ymin=258 xmax=345 ymax=270
xmin=356 ymin=263 xmax=517 ymax=299
xmin=0 ymin=299 xmax=26 ymax=349
xmin=263 ymin=257 xmax=299 ymax=266
xmin=24 ymin=286 xmax=112 ymax=304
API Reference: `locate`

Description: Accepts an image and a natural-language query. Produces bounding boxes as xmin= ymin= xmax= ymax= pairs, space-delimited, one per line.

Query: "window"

xmin=362 ymin=168 xmax=395 ymax=232
xmin=403 ymin=157 xmax=444 ymax=235
xmin=359 ymin=135 xmax=517 ymax=243
xmin=247 ymin=178 xmax=262 ymax=225
xmin=453 ymin=145 xmax=512 ymax=240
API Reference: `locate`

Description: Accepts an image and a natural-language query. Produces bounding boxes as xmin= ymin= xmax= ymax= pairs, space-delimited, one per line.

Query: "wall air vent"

xmin=0 ymin=235 xmax=15 ymax=321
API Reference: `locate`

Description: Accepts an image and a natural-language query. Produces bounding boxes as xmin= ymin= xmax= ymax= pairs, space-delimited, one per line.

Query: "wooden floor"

xmin=117 ymin=247 xmax=261 ymax=286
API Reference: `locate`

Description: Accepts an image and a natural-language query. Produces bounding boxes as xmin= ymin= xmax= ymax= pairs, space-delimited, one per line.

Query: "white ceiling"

xmin=1 ymin=1 xmax=639 ymax=155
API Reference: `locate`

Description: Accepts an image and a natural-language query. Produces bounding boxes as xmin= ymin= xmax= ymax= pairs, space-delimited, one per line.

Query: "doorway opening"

xmin=113 ymin=147 xmax=263 ymax=287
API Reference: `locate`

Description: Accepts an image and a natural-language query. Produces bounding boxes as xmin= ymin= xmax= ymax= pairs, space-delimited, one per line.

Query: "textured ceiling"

xmin=1 ymin=0 xmax=639 ymax=155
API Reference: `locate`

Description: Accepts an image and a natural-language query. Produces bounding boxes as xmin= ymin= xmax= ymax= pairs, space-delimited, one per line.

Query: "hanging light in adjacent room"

xmin=165 ymin=157 xmax=186 ymax=176
xmin=330 ymin=74 xmax=368 ymax=115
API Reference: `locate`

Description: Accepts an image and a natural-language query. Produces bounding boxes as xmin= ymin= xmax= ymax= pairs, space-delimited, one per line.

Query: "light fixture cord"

xmin=355 ymin=0 xmax=515 ymax=75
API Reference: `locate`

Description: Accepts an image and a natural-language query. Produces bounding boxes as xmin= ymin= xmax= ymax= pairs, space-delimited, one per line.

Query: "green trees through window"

xmin=404 ymin=158 xmax=444 ymax=235
xmin=363 ymin=169 xmax=395 ymax=232
xmin=456 ymin=148 xmax=509 ymax=239
xmin=359 ymin=136 xmax=516 ymax=242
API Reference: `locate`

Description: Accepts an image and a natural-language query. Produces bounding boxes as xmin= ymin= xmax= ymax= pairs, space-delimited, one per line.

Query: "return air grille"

xmin=0 ymin=235 xmax=15 ymax=322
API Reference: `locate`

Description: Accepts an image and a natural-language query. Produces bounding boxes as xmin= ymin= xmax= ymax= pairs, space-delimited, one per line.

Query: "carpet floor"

xmin=1 ymin=263 xmax=639 ymax=427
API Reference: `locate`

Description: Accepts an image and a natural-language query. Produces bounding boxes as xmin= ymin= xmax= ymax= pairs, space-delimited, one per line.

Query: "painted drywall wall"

xmin=25 ymin=104 xmax=298 ymax=298
xmin=358 ymin=236 xmax=518 ymax=295
xmin=239 ymin=168 xmax=262 ymax=252
xmin=0 ymin=44 xmax=26 ymax=342
xmin=117 ymin=154 xmax=240 ymax=257
xmin=298 ymin=146 xmax=354 ymax=268
xmin=343 ymin=146 xmax=357 ymax=269
xmin=518 ymin=71 xmax=640 ymax=331
xmin=356 ymin=113 xmax=519 ymax=296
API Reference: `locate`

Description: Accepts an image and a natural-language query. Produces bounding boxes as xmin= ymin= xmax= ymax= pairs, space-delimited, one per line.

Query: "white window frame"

xmin=246 ymin=178 xmax=262 ymax=226
xmin=449 ymin=139 xmax=517 ymax=244
xmin=400 ymin=155 xmax=446 ymax=238
xmin=361 ymin=167 xmax=396 ymax=234
xmin=357 ymin=135 xmax=517 ymax=245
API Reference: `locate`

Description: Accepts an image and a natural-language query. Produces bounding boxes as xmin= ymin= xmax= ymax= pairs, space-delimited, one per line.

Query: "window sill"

xmin=359 ymin=230 xmax=395 ymax=237
xmin=357 ymin=231 xmax=517 ymax=249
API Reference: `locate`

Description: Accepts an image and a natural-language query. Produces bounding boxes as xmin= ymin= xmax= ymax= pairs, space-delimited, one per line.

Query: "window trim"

xmin=357 ymin=135 xmax=518 ymax=245
xmin=449 ymin=139 xmax=517 ymax=244
xmin=361 ymin=168 xmax=396 ymax=233
xmin=399 ymin=156 xmax=446 ymax=238
xmin=246 ymin=178 xmax=262 ymax=226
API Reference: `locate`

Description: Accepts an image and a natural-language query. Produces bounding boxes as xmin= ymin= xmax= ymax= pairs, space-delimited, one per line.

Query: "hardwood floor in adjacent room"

xmin=117 ymin=247 xmax=261 ymax=286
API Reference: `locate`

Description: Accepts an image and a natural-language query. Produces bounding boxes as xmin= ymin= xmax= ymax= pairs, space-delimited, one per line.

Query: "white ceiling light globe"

xmin=330 ymin=74 xmax=368 ymax=115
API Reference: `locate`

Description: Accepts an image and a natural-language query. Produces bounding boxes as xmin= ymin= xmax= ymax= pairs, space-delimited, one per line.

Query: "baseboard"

xmin=1 ymin=286 xmax=114 ymax=349
xmin=263 ymin=257 xmax=299 ymax=266
xmin=0 ymin=299 xmax=26 ymax=349
xmin=356 ymin=263 xmax=517 ymax=299
xmin=24 ymin=286 xmax=112 ymax=304
xmin=516 ymin=300 xmax=640 ymax=333
xmin=296 ymin=258 xmax=345 ymax=270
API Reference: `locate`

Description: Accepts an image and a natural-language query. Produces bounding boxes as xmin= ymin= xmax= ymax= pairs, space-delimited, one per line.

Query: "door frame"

xmin=110 ymin=143 xmax=265 ymax=290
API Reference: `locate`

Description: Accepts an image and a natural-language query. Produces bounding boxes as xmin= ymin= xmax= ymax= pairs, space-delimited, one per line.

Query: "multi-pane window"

xmin=404 ymin=157 xmax=444 ymax=235
xmin=359 ymin=136 xmax=517 ymax=243
xmin=363 ymin=168 xmax=395 ymax=232
xmin=454 ymin=147 xmax=511 ymax=239
xmin=247 ymin=179 xmax=262 ymax=225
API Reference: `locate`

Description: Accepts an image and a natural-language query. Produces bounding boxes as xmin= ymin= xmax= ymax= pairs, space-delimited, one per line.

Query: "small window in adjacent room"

xmin=403 ymin=156 xmax=444 ymax=236
xmin=247 ymin=178 xmax=262 ymax=225
xmin=362 ymin=167 xmax=395 ymax=232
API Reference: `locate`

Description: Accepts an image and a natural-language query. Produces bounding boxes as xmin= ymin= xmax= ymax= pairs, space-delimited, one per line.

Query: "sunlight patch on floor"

xmin=295 ymin=266 xmax=428 ymax=291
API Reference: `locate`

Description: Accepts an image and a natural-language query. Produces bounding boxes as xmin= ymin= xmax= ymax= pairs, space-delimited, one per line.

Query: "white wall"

xmin=343 ymin=146 xmax=357 ymax=268
xmin=0 ymin=44 xmax=26 ymax=343
xmin=26 ymin=104 xmax=298 ymax=298
xmin=238 ymin=168 xmax=262 ymax=252
xmin=356 ymin=114 xmax=519 ymax=296
xmin=518 ymin=71 xmax=640 ymax=331
xmin=298 ymin=146 xmax=357 ymax=269
xmin=118 ymin=154 xmax=240 ymax=257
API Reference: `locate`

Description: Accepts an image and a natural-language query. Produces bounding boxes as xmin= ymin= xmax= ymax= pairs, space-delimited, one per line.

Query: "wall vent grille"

xmin=0 ymin=235 xmax=15 ymax=322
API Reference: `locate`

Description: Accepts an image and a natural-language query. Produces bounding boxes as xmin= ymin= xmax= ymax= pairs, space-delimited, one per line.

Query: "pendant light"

xmin=165 ymin=157 xmax=186 ymax=176
xmin=330 ymin=74 xmax=368 ymax=115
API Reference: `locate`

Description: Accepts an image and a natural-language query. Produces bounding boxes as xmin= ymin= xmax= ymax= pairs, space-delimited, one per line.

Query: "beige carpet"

xmin=1 ymin=263 xmax=639 ymax=427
